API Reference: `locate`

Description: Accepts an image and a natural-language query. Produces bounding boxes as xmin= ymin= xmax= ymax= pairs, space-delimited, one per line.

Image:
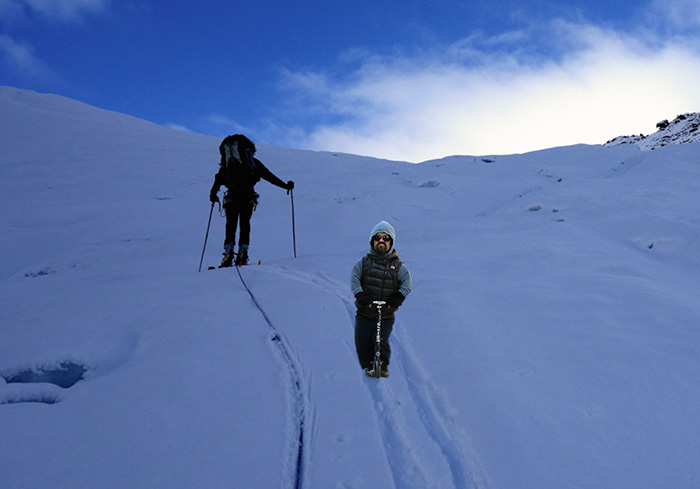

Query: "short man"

xmin=210 ymin=134 xmax=294 ymax=267
xmin=350 ymin=220 xmax=412 ymax=378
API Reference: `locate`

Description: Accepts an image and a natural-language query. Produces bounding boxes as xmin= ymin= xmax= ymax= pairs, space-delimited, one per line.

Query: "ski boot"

xmin=219 ymin=244 xmax=234 ymax=268
xmin=235 ymin=245 xmax=249 ymax=267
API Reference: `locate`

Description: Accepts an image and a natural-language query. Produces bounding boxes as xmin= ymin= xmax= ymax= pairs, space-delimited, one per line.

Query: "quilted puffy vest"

xmin=360 ymin=251 xmax=403 ymax=301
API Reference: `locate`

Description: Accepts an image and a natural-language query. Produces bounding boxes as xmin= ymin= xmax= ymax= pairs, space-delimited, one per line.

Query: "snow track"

xmin=389 ymin=331 xmax=492 ymax=489
xmin=269 ymin=263 xmax=490 ymax=489
xmin=235 ymin=266 xmax=310 ymax=489
xmin=363 ymin=329 xmax=490 ymax=489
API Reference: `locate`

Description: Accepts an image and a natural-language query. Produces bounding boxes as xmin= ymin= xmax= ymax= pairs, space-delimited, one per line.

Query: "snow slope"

xmin=606 ymin=112 xmax=700 ymax=150
xmin=2 ymin=85 xmax=700 ymax=489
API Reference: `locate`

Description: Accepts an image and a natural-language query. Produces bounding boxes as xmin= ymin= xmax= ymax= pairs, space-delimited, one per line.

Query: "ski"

xmin=208 ymin=259 xmax=261 ymax=270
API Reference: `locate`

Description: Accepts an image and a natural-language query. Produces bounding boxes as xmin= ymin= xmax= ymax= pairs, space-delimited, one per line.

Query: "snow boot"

xmin=235 ymin=245 xmax=249 ymax=267
xmin=219 ymin=244 xmax=234 ymax=268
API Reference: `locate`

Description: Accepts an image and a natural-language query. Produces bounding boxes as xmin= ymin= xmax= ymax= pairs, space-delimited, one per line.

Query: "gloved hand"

xmin=210 ymin=188 xmax=220 ymax=203
xmin=354 ymin=291 xmax=372 ymax=307
xmin=286 ymin=180 xmax=295 ymax=190
xmin=386 ymin=291 xmax=405 ymax=309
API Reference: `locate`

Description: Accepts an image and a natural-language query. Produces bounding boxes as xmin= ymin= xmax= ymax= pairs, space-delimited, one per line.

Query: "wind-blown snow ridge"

xmin=605 ymin=112 xmax=700 ymax=149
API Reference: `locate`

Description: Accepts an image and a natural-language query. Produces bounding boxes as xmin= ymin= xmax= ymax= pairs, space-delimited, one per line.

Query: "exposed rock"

xmin=605 ymin=113 xmax=700 ymax=150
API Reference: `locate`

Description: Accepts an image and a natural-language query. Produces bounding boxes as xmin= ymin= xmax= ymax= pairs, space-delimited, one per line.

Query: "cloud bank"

xmin=279 ymin=17 xmax=700 ymax=162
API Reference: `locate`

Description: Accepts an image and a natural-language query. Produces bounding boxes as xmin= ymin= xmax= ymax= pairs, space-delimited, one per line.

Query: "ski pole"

xmin=198 ymin=202 xmax=215 ymax=272
xmin=289 ymin=188 xmax=297 ymax=258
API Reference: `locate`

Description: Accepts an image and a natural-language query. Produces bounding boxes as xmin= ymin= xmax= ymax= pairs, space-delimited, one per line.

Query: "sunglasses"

xmin=373 ymin=235 xmax=392 ymax=242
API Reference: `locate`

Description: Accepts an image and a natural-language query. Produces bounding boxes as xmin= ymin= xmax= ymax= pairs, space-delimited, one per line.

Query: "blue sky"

xmin=2 ymin=0 xmax=700 ymax=161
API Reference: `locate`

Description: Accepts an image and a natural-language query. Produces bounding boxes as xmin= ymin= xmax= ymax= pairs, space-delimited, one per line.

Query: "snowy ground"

xmin=2 ymin=86 xmax=700 ymax=488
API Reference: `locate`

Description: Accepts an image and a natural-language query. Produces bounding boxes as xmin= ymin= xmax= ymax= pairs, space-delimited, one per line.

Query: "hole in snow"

xmin=418 ymin=180 xmax=440 ymax=188
xmin=2 ymin=394 xmax=60 ymax=405
xmin=24 ymin=267 xmax=55 ymax=278
xmin=3 ymin=362 xmax=87 ymax=389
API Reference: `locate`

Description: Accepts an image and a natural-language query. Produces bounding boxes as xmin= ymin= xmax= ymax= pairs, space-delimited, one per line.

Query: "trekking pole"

xmin=369 ymin=301 xmax=386 ymax=378
xmin=198 ymin=202 xmax=215 ymax=272
xmin=288 ymin=188 xmax=297 ymax=258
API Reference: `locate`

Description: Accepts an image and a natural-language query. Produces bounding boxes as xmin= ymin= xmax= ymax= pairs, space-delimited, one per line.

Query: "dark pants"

xmin=223 ymin=198 xmax=254 ymax=247
xmin=354 ymin=313 xmax=394 ymax=369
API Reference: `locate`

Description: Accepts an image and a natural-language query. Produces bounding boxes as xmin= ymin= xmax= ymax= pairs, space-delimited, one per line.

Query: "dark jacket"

xmin=350 ymin=249 xmax=412 ymax=319
xmin=211 ymin=156 xmax=287 ymax=202
xmin=211 ymin=134 xmax=289 ymax=203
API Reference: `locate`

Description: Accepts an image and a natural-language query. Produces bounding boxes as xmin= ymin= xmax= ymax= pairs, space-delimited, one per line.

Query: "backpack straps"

xmin=222 ymin=139 xmax=257 ymax=174
xmin=224 ymin=141 xmax=240 ymax=165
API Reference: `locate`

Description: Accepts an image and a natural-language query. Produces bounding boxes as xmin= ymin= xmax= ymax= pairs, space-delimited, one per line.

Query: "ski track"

xmin=235 ymin=266 xmax=311 ymax=489
xmin=392 ymin=330 xmax=492 ymax=489
xmin=270 ymin=265 xmax=490 ymax=489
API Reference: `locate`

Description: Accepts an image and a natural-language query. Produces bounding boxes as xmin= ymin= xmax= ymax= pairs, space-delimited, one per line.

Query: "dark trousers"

xmin=224 ymin=199 xmax=254 ymax=247
xmin=354 ymin=313 xmax=394 ymax=369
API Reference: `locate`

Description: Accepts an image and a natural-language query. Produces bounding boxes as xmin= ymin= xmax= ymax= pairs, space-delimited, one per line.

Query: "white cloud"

xmin=164 ymin=123 xmax=192 ymax=133
xmin=649 ymin=0 xmax=700 ymax=30
xmin=279 ymin=20 xmax=700 ymax=162
xmin=0 ymin=33 xmax=59 ymax=80
xmin=0 ymin=0 xmax=108 ymax=83
xmin=1 ymin=0 xmax=108 ymax=23
xmin=0 ymin=0 xmax=24 ymax=22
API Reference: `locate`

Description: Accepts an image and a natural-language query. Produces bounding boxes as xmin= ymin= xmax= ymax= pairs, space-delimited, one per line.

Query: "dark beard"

xmin=374 ymin=243 xmax=389 ymax=255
